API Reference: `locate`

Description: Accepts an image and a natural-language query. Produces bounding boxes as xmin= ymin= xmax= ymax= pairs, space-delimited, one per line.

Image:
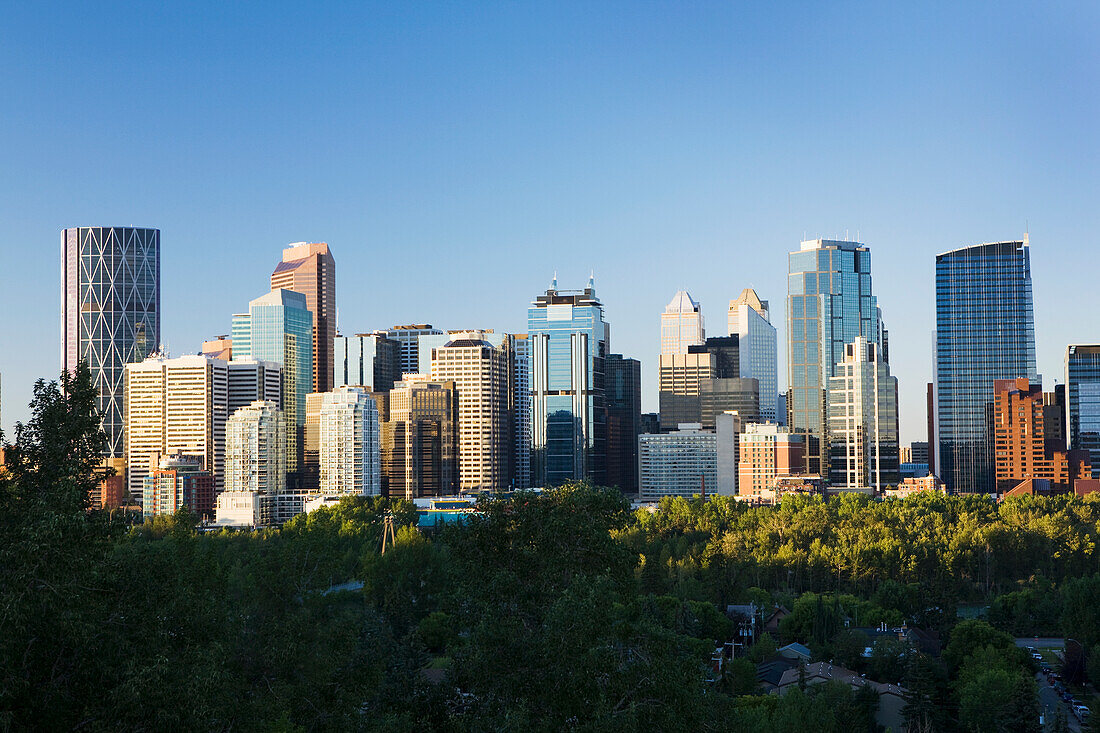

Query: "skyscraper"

xmin=661 ymin=290 xmax=704 ymax=355
xmin=382 ymin=380 xmax=457 ymax=499
xmin=222 ymin=400 xmax=285 ymax=526
xmin=430 ymin=331 xmax=511 ymax=491
xmin=232 ymin=289 xmax=313 ymax=477
xmin=335 ymin=333 xmax=402 ymax=392
xmin=605 ymin=353 xmax=642 ymax=493
xmin=658 ymin=352 xmax=714 ymax=428
xmin=528 ymin=276 xmax=609 ymax=487
xmin=319 ymin=386 xmax=381 ymax=497
xmin=510 ymin=334 xmax=532 ymax=490
xmin=827 ymin=337 xmax=899 ymax=491
xmin=123 ymin=354 xmax=228 ymax=500
xmin=728 ymin=288 xmax=778 ymax=423
xmin=62 ymin=227 xmax=160 ymax=463
xmin=1066 ymin=345 xmax=1100 ymax=477
xmin=383 ymin=324 xmax=443 ymax=376
xmin=270 ymin=242 xmax=336 ymax=394
xmin=935 ymin=238 xmax=1036 ymax=493
xmin=788 ymin=238 xmax=881 ymax=475
xmin=700 ymin=377 xmax=760 ymax=431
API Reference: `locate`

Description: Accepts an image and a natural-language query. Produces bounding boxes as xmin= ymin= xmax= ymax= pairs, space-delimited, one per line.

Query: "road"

xmin=1015 ymin=638 xmax=1080 ymax=732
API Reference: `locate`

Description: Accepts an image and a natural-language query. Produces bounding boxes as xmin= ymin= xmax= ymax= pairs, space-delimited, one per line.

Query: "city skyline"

xmin=4 ymin=3 xmax=1100 ymax=447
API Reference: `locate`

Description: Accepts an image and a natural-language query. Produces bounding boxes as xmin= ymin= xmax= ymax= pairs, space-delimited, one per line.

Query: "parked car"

xmin=1073 ymin=704 xmax=1090 ymax=720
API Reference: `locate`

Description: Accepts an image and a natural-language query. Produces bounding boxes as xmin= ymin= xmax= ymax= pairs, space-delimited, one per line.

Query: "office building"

xmin=935 ymin=239 xmax=1036 ymax=493
xmin=788 ymin=238 xmax=882 ymax=474
xmin=1066 ymin=345 xmax=1100 ymax=477
xmin=728 ymin=288 xmax=778 ymax=423
xmin=430 ymin=331 xmax=511 ymax=491
xmin=123 ymin=354 xmax=228 ymax=501
xmin=700 ymin=377 xmax=760 ymax=431
xmin=661 ymin=290 xmax=705 ymax=355
xmin=827 ymin=337 xmax=900 ymax=491
xmin=418 ymin=330 xmax=507 ymax=376
xmin=270 ymin=242 xmax=336 ymax=393
xmin=909 ymin=442 xmax=929 ymax=465
xmin=214 ymin=490 xmax=269 ymax=527
xmin=62 ymin=227 xmax=160 ymax=484
xmin=383 ymin=324 xmax=443 ymax=376
xmin=382 ymin=380 xmax=457 ymax=499
xmin=638 ymin=424 xmax=717 ymax=501
xmin=993 ymin=378 xmax=1090 ymax=493
xmin=528 ymin=277 xmax=609 ymax=486
xmin=201 ymin=336 xmax=232 ymax=360
xmin=227 ymin=359 xmax=282 ymax=414
xmin=658 ymin=352 xmax=714 ymax=429
xmin=232 ymin=289 xmax=312 ymax=477
xmin=511 ymin=334 xmax=532 ymax=489
xmin=224 ymin=400 xmax=285 ymax=495
xmin=319 ymin=386 xmax=381 ymax=497
xmin=605 ymin=353 xmax=642 ymax=493
xmin=335 ymin=333 xmax=402 ymax=392
xmin=738 ymin=424 xmax=806 ymax=498
xmin=142 ymin=453 xmax=214 ymax=520
xmin=689 ymin=336 xmax=740 ymax=378
xmin=640 ymin=413 xmax=660 ymax=436
xmin=716 ymin=411 xmax=743 ymax=496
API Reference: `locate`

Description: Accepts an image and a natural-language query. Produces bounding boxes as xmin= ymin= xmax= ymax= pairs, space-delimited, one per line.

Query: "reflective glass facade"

xmin=528 ymin=280 xmax=608 ymax=487
xmin=232 ymin=290 xmax=313 ymax=474
xmin=62 ymin=226 xmax=160 ymax=458
xmin=1066 ymin=344 xmax=1100 ymax=478
xmin=935 ymin=240 xmax=1036 ymax=493
xmin=787 ymin=239 xmax=880 ymax=474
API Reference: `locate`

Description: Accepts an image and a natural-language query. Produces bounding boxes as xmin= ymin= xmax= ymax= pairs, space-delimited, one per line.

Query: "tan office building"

xmin=658 ymin=351 xmax=715 ymax=428
xmin=383 ymin=380 xmax=457 ymax=499
xmin=738 ymin=424 xmax=805 ymax=497
xmin=270 ymin=242 xmax=336 ymax=394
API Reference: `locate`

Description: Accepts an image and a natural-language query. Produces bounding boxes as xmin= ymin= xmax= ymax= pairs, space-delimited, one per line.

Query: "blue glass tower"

xmin=528 ymin=276 xmax=608 ymax=487
xmin=233 ymin=289 xmax=313 ymax=474
xmin=1065 ymin=344 xmax=1100 ymax=478
xmin=935 ymin=239 xmax=1036 ymax=493
xmin=787 ymin=239 xmax=881 ymax=475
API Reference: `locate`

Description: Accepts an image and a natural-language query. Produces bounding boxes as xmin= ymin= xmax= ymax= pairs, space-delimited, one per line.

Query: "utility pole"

xmin=381 ymin=511 xmax=397 ymax=554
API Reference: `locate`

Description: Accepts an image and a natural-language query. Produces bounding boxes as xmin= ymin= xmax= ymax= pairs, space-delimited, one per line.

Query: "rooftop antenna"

xmin=552 ymin=270 xmax=558 ymax=290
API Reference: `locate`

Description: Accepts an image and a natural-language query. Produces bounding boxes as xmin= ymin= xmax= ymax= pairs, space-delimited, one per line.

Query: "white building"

xmin=319 ymin=386 xmax=381 ymax=496
xmin=728 ymin=288 xmax=778 ymax=423
xmin=227 ymin=359 xmax=282 ymax=414
xmin=638 ymin=423 xmax=717 ymax=501
xmin=224 ymin=400 xmax=286 ymax=496
xmin=716 ymin=411 xmax=743 ymax=496
xmin=214 ymin=490 xmax=269 ymax=527
xmin=661 ymin=290 xmax=705 ymax=356
xmin=124 ymin=354 xmax=228 ymax=501
xmin=430 ymin=331 xmax=511 ymax=491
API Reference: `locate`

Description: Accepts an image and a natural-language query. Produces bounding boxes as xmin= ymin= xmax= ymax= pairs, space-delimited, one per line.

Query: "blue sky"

xmin=2 ymin=1 xmax=1099 ymax=444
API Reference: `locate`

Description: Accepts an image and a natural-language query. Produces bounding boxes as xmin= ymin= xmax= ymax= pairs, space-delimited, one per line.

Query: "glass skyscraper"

xmin=1065 ymin=344 xmax=1100 ymax=478
xmin=935 ymin=238 xmax=1036 ymax=493
xmin=61 ymin=226 xmax=160 ymax=460
xmin=528 ymin=276 xmax=608 ymax=487
xmin=787 ymin=239 xmax=881 ymax=475
xmin=232 ymin=289 xmax=313 ymax=475
xmin=728 ymin=288 xmax=778 ymax=423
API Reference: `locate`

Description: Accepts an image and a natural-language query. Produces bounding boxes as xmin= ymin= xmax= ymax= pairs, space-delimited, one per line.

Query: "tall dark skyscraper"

xmin=1065 ymin=344 xmax=1100 ymax=478
xmin=62 ymin=227 xmax=160 ymax=461
xmin=605 ymin=354 xmax=641 ymax=493
xmin=935 ymin=238 xmax=1036 ymax=493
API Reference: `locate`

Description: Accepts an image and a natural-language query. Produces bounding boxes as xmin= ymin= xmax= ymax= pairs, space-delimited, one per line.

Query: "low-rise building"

xmin=638 ymin=423 xmax=717 ymax=501
xmin=776 ymin=662 xmax=908 ymax=732
xmin=141 ymin=453 xmax=215 ymax=520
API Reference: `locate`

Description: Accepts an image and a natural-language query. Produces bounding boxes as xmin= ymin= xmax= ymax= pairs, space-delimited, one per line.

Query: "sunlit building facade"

xmin=661 ymin=290 xmax=704 ymax=355
xmin=729 ymin=288 xmax=778 ymax=423
xmin=319 ymin=386 xmax=381 ymax=496
xmin=1066 ymin=344 xmax=1100 ymax=478
xmin=827 ymin=337 xmax=899 ymax=491
xmin=270 ymin=242 xmax=336 ymax=394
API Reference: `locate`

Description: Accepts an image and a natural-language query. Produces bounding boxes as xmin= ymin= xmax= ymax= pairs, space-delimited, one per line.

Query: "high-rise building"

xmin=658 ymin=351 xmax=714 ymax=428
xmin=728 ymin=288 xmax=778 ymax=423
xmin=1066 ymin=345 xmax=1100 ymax=477
xmin=661 ymin=290 xmax=705 ymax=355
xmin=430 ymin=331 xmax=511 ymax=491
xmin=227 ymin=359 xmax=282 ymax=415
xmin=319 ymin=386 xmax=381 ymax=497
xmin=1043 ymin=388 xmax=1067 ymax=454
xmin=62 ymin=227 xmax=160 ymax=466
xmin=909 ymin=442 xmax=929 ymax=465
xmin=382 ymin=380 xmax=457 ymax=499
xmin=640 ymin=413 xmax=660 ymax=436
xmin=335 ymin=333 xmax=402 ymax=392
xmin=201 ymin=336 xmax=233 ymax=360
xmin=418 ymin=330 xmax=507 ymax=376
xmin=738 ymin=424 xmax=806 ymax=498
xmin=993 ymin=378 xmax=1090 ymax=493
xmin=638 ymin=424 xmax=716 ymax=501
xmin=222 ymin=400 xmax=285 ymax=526
xmin=715 ymin=411 xmax=743 ymax=496
xmin=123 ymin=354 xmax=228 ymax=500
xmin=935 ymin=239 xmax=1036 ymax=493
xmin=528 ymin=277 xmax=609 ymax=487
xmin=232 ymin=289 xmax=313 ymax=477
xmin=788 ymin=238 xmax=881 ymax=475
xmin=700 ymin=377 xmax=760 ymax=431
xmin=689 ymin=336 xmax=740 ymax=378
xmin=384 ymin=324 xmax=443 ymax=376
xmin=510 ymin=334 xmax=532 ymax=490
xmin=270 ymin=242 xmax=336 ymax=394
xmin=605 ymin=354 xmax=642 ymax=493
xmin=142 ymin=453 xmax=215 ymax=520
xmin=827 ymin=337 xmax=899 ymax=491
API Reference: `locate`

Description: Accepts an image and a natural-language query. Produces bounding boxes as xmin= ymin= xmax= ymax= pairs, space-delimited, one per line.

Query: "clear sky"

xmin=2 ymin=1 xmax=1099 ymax=445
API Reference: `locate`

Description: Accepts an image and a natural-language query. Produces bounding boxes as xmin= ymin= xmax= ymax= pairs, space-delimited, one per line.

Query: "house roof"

xmin=778 ymin=662 xmax=907 ymax=698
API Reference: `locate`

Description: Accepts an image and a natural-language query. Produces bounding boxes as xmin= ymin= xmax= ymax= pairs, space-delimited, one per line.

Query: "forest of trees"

xmin=2 ymin=367 xmax=1099 ymax=731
